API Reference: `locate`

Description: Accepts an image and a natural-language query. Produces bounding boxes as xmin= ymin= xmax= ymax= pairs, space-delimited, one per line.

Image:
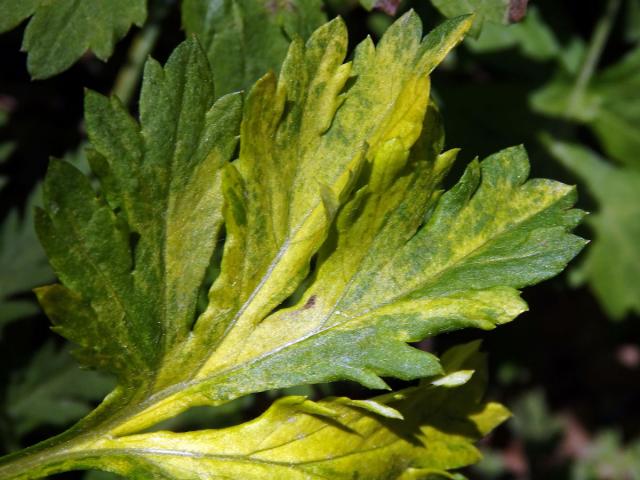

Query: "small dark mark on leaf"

xmin=508 ymin=0 xmax=528 ymax=23
xmin=303 ymin=295 xmax=317 ymax=309
xmin=374 ymin=0 xmax=401 ymax=16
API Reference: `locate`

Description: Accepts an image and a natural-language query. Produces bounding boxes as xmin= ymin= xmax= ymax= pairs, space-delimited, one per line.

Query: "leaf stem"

xmin=0 ymin=428 xmax=89 ymax=480
xmin=565 ymin=0 xmax=621 ymax=117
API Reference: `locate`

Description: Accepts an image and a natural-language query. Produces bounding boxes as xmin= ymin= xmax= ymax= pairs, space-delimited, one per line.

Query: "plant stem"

xmin=0 ymin=427 xmax=90 ymax=480
xmin=565 ymin=0 xmax=621 ymax=117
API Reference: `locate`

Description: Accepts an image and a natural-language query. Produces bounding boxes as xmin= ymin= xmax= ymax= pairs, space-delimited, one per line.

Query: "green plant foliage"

xmin=0 ymin=0 xmax=147 ymax=79
xmin=546 ymin=139 xmax=640 ymax=320
xmin=0 ymin=188 xmax=52 ymax=334
xmin=532 ymin=46 xmax=640 ymax=169
xmin=4 ymin=342 xmax=113 ymax=439
xmin=572 ymin=431 xmax=640 ymax=480
xmin=627 ymin=0 xmax=640 ymax=42
xmin=466 ymin=6 xmax=559 ymax=60
xmin=56 ymin=343 xmax=509 ymax=479
xmin=430 ymin=0 xmax=527 ymax=37
xmin=181 ymin=0 xmax=326 ymax=98
xmin=0 ymin=13 xmax=585 ymax=480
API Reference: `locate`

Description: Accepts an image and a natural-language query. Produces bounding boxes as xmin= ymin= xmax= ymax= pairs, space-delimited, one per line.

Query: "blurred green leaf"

xmin=0 ymin=188 xmax=52 ymax=334
xmin=546 ymin=139 xmax=640 ymax=320
xmin=510 ymin=389 xmax=562 ymax=443
xmin=466 ymin=6 xmax=559 ymax=60
xmin=431 ymin=0 xmax=528 ymax=37
xmin=626 ymin=0 xmax=640 ymax=42
xmin=533 ymin=47 xmax=640 ymax=169
xmin=5 ymin=342 xmax=114 ymax=438
xmin=181 ymin=0 xmax=326 ymax=98
xmin=0 ymin=0 xmax=147 ymax=79
xmin=572 ymin=431 xmax=640 ymax=480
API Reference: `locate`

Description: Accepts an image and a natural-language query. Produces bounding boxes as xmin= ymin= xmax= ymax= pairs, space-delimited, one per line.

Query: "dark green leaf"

xmin=0 ymin=0 xmax=147 ymax=79
xmin=181 ymin=0 xmax=326 ymax=98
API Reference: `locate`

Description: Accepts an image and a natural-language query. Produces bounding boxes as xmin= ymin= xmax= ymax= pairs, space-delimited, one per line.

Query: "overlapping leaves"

xmin=0 ymin=12 xmax=584 ymax=479
xmin=182 ymin=0 xmax=326 ymax=98
xmin=66 ymin=343 xmax=510 ymax=480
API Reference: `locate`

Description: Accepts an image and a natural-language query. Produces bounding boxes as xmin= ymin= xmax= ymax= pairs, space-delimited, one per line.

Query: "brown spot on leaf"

xmin=374 ymin=0 xmax=401 ymax=16
xmin=303 ymin=295 xmax=317 ymax=310
xmin=508 ymin=0 xmax=529 ymax=22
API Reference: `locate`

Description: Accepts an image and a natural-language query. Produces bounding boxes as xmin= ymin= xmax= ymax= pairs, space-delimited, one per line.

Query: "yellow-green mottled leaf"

xmin=34 ymin=344 xmax=510 ymax=480
xmin=0 ymin=0 xmax=147 ymax=79
xmin=34 ymin=12 xmax=581 ymax=434
xmin=0 ymin=14 xmax=584 ymax=480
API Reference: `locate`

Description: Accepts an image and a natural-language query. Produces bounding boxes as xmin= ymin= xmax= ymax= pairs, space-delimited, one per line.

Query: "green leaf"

xmin=0 ymin=14 xmax=583 ymax=479
xmin=430 ymin=0 xmax=529 ymax=37
xmin=572 ymin=431 xmax=640 ymax=480
xmin=36 ymin=37 xmax=242 ymax=384
xmin=0 ymin=0 xmax=147 ymax=79
xmin=5 ymin=342 xmax=114 ymax=438
xmin=34 ymin=13 xmax=486 ymax=432
xmin=44 ymin=343 xmax=511 ymax=479
xmin=181 ymin=0 xmax=326 ymax=98
xmin=545 ymin=138 xmax=640 ymax=320
xmin=532 ymin=46 xmax=640 ymax=169
xmin=466 ymin=6 xmax=560 ymax=61
xmin=0 ymin=188 xmax=53 ymax=334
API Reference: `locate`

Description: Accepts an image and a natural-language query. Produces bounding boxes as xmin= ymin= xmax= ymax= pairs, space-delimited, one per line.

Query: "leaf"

xmin=36 ymin=37 xmax=243 ymax=385
xmin=572 ymin=431 xmax=640 ymax=480
xmin=34 ymin=13 xmax=482 ymax=431
xmin=181 ymin=0 xmax=326 ymax=98
xmin=38 ymin=11 xmax=581 ymax=426
xmin=466 ymin=6 xmax=559 ymax=61
xmin=0 ymin=188 xmax=53 ymax=334
xmin=5 ymin=14 xmax=583 ymax=479
xmin=545 ymin=138 xmax=640 ymax=320
xmin=48 ymin=343 xmax=511 ymax=479
xmin=5 ymin=342 xmax=114 ymax=438
xmin=430 ymin=0 xmax=529 ymax=37
xmin=0 ymin=0 xmax=147 ymax=79
xmin=532 ymin=46 xmax=640 ymax=169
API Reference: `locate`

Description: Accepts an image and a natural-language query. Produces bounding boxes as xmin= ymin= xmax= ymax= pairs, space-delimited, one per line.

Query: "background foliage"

xmin=0 ymin=0 xmax=638 ymax=478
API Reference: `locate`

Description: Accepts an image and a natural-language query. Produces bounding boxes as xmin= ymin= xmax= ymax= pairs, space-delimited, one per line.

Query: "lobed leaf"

xmin=45 ymin=343 xmax=510 ymax=480
xmin=0 ymin=0 xmax=146 ymax=79
xmin=7 ymin=13 xmax=586 ymax=479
